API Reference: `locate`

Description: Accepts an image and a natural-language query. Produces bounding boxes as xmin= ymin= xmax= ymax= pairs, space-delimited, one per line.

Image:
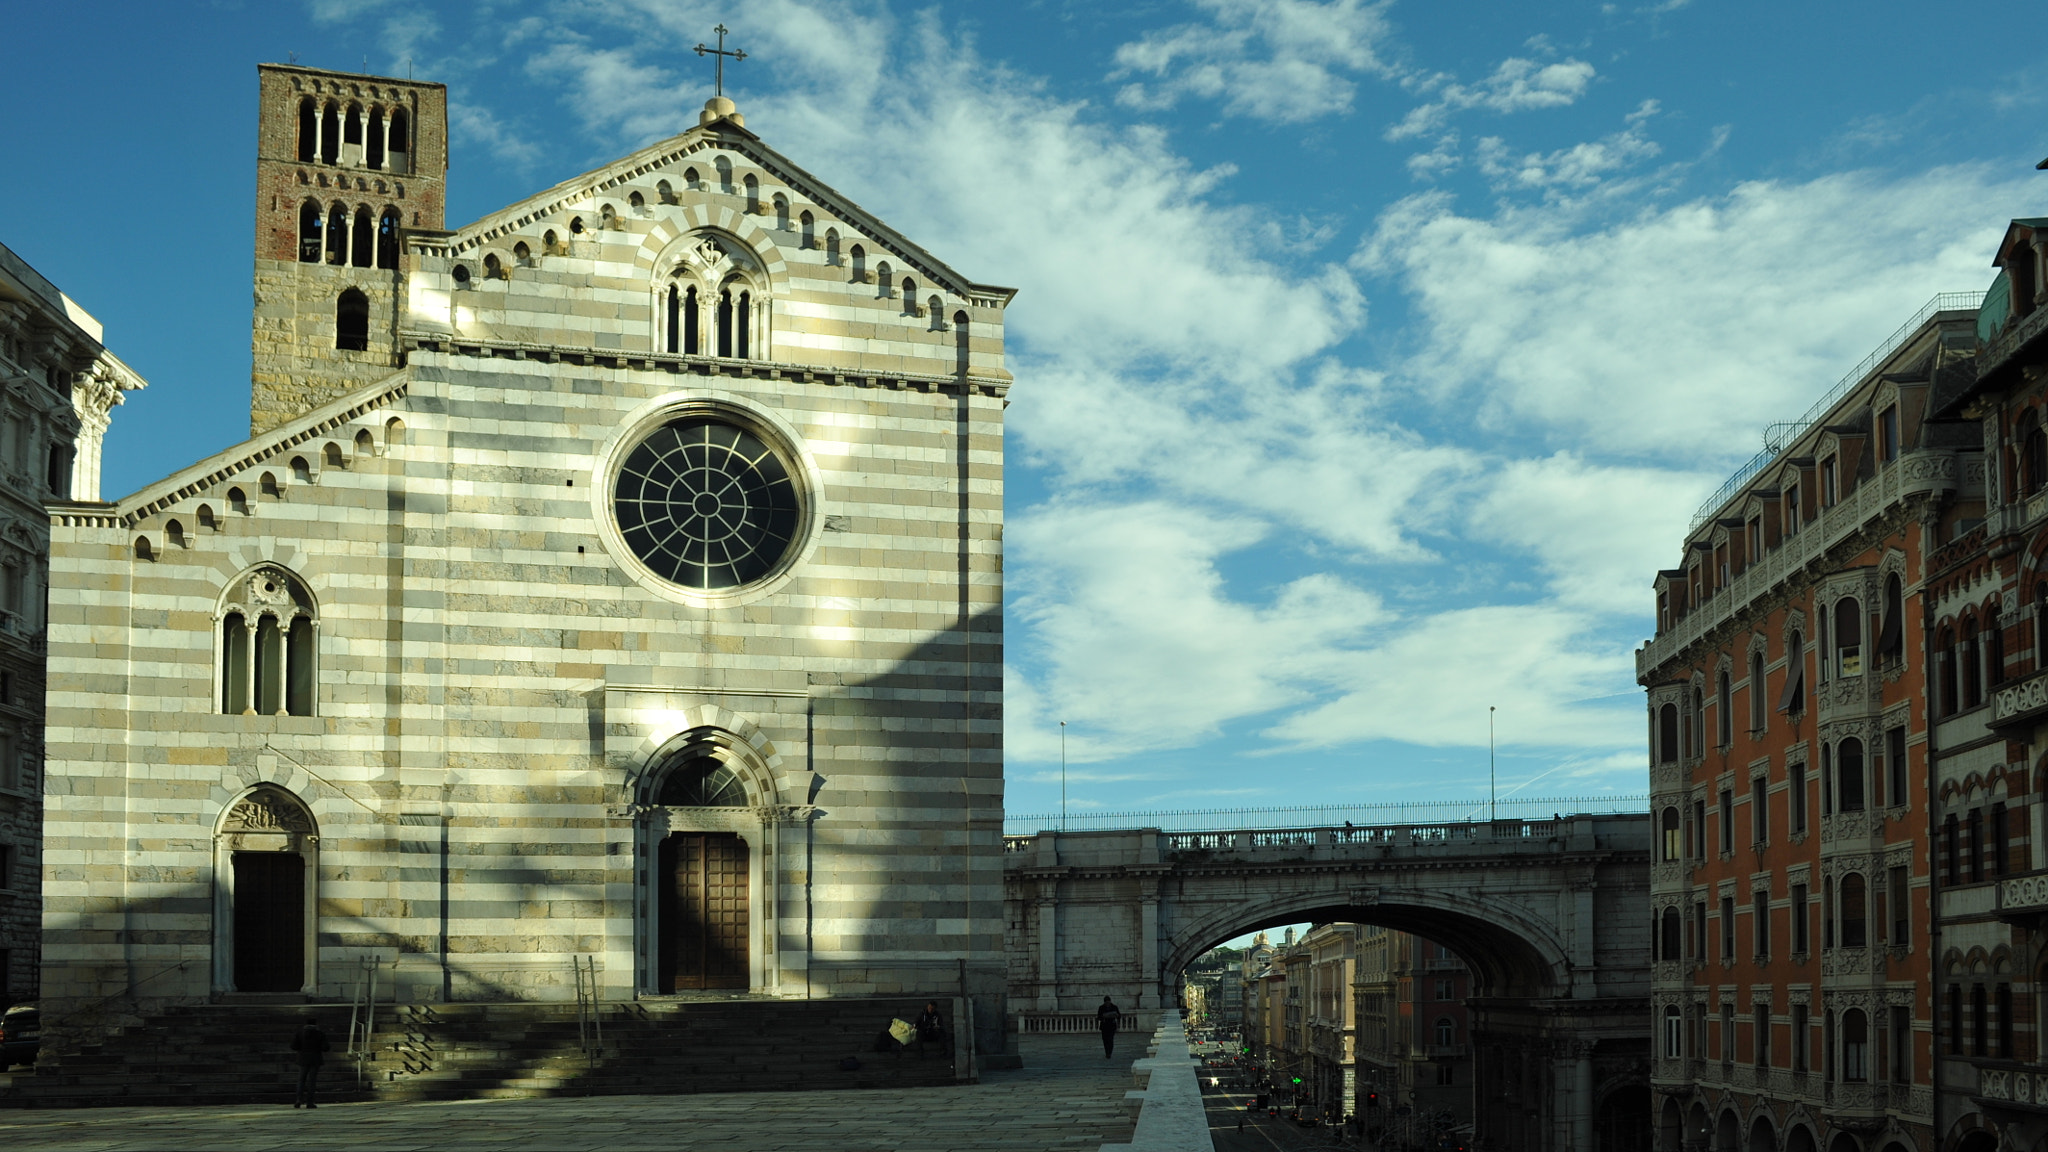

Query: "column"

xmin=1139 ymin=885 xmax=1160 ymax=1009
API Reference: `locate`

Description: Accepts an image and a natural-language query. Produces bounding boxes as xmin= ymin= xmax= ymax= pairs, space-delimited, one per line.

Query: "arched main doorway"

xmin=1748 ymin=1114 xmax=1777 ymax=1152
xmin=1595 ymin=1084 xmax=1651 ymax=1151
xmin=214 ymin=785 xmax=318 ymax=993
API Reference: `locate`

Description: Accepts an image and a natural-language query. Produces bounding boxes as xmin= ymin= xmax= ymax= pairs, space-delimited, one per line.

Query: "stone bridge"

xmin=1002 ymin=812 xmax=1653 ymax=1152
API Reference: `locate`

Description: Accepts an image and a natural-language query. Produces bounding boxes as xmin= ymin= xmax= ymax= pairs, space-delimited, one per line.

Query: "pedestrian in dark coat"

xmin=290 ymin=1017 xmax=329 ymax=1108
xmin=1096 ymin=996 xmax=1121 ymax=1058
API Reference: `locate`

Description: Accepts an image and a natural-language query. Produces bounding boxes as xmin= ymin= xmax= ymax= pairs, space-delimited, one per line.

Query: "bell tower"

xmin=250 ymin=64 xmax=448 ymax=434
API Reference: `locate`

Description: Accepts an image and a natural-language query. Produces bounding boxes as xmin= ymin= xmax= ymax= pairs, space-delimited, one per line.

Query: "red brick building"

xmin=1641 ymin=296 xmax=1985 ymax=1152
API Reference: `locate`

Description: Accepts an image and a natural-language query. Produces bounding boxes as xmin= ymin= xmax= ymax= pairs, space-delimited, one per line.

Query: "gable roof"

xmin=433 ymin=111 xmax=1015 ymax=304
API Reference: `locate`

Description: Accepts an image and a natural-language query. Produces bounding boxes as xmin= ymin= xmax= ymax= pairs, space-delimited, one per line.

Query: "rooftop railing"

xmin=1687 ymin=290 xmax=1984 ymax=533
xmin=1001 ymin=795 xmax=1647 ymax=836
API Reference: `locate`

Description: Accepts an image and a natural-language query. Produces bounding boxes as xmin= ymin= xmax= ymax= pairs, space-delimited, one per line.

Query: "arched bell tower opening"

xmin=212 ymin=784 xmax=319 ymax=995
xmin=635 ymin=728 xmax=781 ymax=995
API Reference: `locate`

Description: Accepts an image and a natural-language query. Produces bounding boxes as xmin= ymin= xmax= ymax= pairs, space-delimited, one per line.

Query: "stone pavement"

xmin=0 ymin=1036 xmax=1141 ymax=1152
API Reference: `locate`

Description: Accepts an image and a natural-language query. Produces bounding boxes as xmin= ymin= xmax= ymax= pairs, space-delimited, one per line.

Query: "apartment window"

xmin=1842 ymin=1010 xmax=1869 ymax=1082
xmin=1749 ymin=651 xmax=1767 ymax=732
xmin=1752 ymin=777 xmax=1768 ymax=845
xmin=1878 ymin=405 xmax=1899 ymax=462
xmin=1793 ymin=1004 xmax=1810 ymax=1072
xmin=1790 ymin=764 xmax=1808 ymax=834
xmin=1890 ymin=1006 xmax=1911 ymax=1084
xmin=1948 ymin=984 xmax=1964 ymax=1054
xmin=1658 ymin=591 xmax=1670 ymax=632
xmin=1990 ymin=607 xmax=2007 ymax=687
xmin=1964 ymin=617 xmax=1984 ymax=709
xmin=1994 ymin=802 xmax=2010 ymax=876
xmin=1692 ymin=688 xmax=1706 ymax=756
xmin=1661 ymin=807 xmax=1682 ymax=861
xmin=1691 ymin=566 xmax=1703 ymax=607
xmin=1720 ymin=789 xmax=1734 ymax=854
xmin=1785 ymin=484 xmax=1802 ymax=534
xmin=1658 ymin=704 xmax=1679 ymax=764
xmin=1435 ymin=979 xmax=1454 ymax=1001
xmin=1999 ymin=983 xmax=2014 ymax=1058
xmin=1973 ymin=985 xmax=1989 ymax=1057
xmin=1821 ymin=455 xmax=1839 ymax=505
xmin=1693 ymin=902 xmax=1707 ymax=962
xmin=1435 ymin=1063 xmax=1455 ymax=1085
xmin=1721 ymin=895 xmax=1735 ymax=959
xmin=1969 ymin=808 xmax=1984 ymax=883
xmin=1435 ymin=1017 xmax=1455 ymax=1047
xmin=1840 ymin=873 xmax=1867 ymax=948
xmin=1879 ymin=573 xmax=1904 ymax=664
xmin=1756 ymin=1004 xmax=1771 ymax=1066
xmin=1693 ymin=799 xmax=1707 ymax=858
xmin=1747 ymin=517 xmax=1762 ymax=561
xmin=1835 ymin=597 xmax=1863 ymax=677
xmin=1837 ymin=738 xmax=1865 ymax=813
xmin=1717 ymin=671 xmax=1732 ymax=746
xmin=1938 ymin=627 xmax=1959 ymax=715
xmin=0 ymin=843 xmax=10 ymax=890
xmin=1753 ymin=889 xmax=1771 ymax=960
xmin=1886 ymin=727 xmax=1907 ymax=808
xmin=1889 ymin=866 xmax=1910 ymax=943
xmin=1659 ymin=908 xmax=1681 ymax=961
xmin=1791 ymin=883 xmax=1809 ymax=953
xmin=0 ymin=732 xmax=14 ymax=792
xmin=1722 ymin=1002 xmax=1736 ymax=1064
xmin=1821 ymin=743 xmax=1833 ymax=816
xmin=1945 ymin=815 xmax=1960 ymax=884
xmin=1717 ymin=546 xmax=1729 ymax=588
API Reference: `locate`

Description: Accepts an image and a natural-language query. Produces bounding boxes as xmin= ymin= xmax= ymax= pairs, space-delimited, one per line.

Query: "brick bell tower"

xmin=251 ymin=64 xmax=447 ymax=434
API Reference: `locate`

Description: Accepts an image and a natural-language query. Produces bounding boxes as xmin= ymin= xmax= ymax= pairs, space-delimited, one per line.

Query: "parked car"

xmin=2 ymin=1004 xmax=39 ymax=1068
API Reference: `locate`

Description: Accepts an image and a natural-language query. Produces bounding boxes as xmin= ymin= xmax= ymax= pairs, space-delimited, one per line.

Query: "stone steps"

xmin=12 ymin=996 xmax=957 ymax=1107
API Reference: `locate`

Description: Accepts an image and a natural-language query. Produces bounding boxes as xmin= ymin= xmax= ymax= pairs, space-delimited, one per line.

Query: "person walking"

xmin=290 ymin=1016 xmax=329 ymax=1108
xmin=1096 ymin=995 xmax=1121 ymax=1059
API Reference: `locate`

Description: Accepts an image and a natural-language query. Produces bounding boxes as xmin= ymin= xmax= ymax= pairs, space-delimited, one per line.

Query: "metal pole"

xmin=1060 ymin=721 xmax=1067 ymax=833
xmin=1489 ymin=707 xmax=1496 ymax=823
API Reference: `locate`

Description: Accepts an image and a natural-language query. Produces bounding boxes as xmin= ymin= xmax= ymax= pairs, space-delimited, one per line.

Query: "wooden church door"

xmin=232 ymin=851 xmax=305 ymax=992
xmin=658 ymin=832 xmax=750 ymax=991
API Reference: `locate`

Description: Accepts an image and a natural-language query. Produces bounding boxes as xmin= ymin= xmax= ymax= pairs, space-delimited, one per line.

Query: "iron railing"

xmin=1002 ymin=795 xmax=1647 ymax=836
xmin=1687 ymin=290 xmax=1984 ymax=532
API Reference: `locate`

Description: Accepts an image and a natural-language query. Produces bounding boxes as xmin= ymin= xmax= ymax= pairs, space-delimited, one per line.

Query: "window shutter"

xmin=1776 ymin=658 xmax=1805 ymax=713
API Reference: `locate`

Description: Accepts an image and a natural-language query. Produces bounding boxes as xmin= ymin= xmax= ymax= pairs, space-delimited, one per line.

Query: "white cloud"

xmin=1007 ymin=501 xmax=1389 ymax=762
xmin=1111 ymin=0 xmax=1401 ymax=123
xmin=449 ymin=102 xmax=543 ymax=168
xmin=1406 ymin=133 xmax=1461 ymax=180
xmin=1388 ymin=56 xmax=1597 ymax=141
xmin=1358 ymin=165 xmax=2030 ymax=459
xmin=1469 ymin=453 xmax=1716 ymax=614
xmin=1258 ymin=604 xmax=1638 ymax=751
xmin=1474 ymin=100 xmax=1663 ymax=191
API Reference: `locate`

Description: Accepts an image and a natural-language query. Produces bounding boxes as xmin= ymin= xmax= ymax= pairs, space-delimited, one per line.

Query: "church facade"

xmin=38 ymin=65 xmax=1012 ymax=1044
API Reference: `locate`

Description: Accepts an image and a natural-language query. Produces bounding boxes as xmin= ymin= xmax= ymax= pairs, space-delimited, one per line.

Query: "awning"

xmin=1776 ymin=658 xmax=1805 ymax=713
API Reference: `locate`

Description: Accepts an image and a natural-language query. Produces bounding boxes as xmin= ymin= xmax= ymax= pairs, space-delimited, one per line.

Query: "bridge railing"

xmin=1003 ymin=811 xmax=1651 ymax=857
xmin=1002 ymin=795 xmax=1646 ymax=836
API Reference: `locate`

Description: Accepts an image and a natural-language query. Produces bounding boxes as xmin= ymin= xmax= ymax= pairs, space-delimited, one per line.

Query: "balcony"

xmin=1990 ymin=668 xmax=2048 ymax=734
xmin=1996 ymin=870 xmax=2048 ymax=924
xmin=1639 ymin=450 xmax=1960 ymax=679
xmin=1979 ymin=294 xmax=2048 ymax=384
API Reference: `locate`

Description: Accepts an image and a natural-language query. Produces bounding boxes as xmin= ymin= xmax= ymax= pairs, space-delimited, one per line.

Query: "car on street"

xmin=2 ymin=1004 xmax=39 ymax=1068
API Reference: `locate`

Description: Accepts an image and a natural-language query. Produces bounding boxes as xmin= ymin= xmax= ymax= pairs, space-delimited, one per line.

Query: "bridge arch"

xmin=1162 ymin=886 xmax=1572 ymax=999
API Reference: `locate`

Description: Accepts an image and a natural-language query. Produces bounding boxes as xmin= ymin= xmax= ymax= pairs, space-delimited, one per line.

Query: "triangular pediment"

xmin=433 ymin=115 xmax=1009 ymax=302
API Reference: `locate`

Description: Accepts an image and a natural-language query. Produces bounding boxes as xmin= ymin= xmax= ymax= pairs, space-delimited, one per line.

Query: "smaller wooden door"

xmin=232 ymin=851 xmax=305 ymax=992
xmin=659 ymin=833 xmax=749 ymax=991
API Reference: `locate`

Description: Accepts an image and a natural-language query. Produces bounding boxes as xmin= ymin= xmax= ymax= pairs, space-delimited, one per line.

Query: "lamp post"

xmin=1060 ymin=720 xmax=1067 ymax=833
xmin=1489 ymin=706 xmax=1497 ymax=823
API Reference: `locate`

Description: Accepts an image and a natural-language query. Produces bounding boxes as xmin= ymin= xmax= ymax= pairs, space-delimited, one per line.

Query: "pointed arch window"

xmin=850 ymin=243 xmax=866 ymax=282
xmin=666 ymin=285 xmax=681 ymax=354
xmin=1748 ymin=651 xmax=1766 ymax=732
xmin=773 ymin=193 xmax=790 ymax=231
xmin=800 ymin=210 xmax=815 ymax=249
xmin=367 ymin=106 xmax=386 ymax=169
xmin=718 ymin=288 xmax=735 ymax=357
xmin=220 ymin=567 xmax=317 ymax=717
xmin=351 ymin=206 xmax=374 ymax=268
xmin=386 ymin=107 xmax=411 ymax=172
xmin=320 ymin=101 xmax=340 ymax=164
xmin=296 ymin=97 xmax=317 ymax=162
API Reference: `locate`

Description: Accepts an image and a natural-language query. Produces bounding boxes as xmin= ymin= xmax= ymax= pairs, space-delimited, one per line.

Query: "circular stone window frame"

xmin=591 ymin=390 xmax=826 ymax=610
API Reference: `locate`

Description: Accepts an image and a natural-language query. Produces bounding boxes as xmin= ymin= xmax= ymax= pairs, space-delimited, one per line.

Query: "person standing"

xmin=1096 ymin=996 xmax=1121 ymax=1059
xmin=290 ymin=1016 xmax=329 ymax=1108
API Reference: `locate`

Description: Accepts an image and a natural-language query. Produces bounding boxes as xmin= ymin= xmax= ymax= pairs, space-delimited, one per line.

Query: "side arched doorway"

xmin=637 ymin=729 xmax=783 ymax=995
xmin=214 ymin=785 xmax=318 ymax=994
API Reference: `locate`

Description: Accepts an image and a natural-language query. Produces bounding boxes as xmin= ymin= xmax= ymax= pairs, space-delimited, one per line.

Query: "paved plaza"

xmin=0 ymin=1037 xmax=1141 ymax=1152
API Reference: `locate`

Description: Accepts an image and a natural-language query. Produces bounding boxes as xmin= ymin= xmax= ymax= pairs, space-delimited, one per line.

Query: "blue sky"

xmin=5 ymin=0 xmax=2045 ymax=819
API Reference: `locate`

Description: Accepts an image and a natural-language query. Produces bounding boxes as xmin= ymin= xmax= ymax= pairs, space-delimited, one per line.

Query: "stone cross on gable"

xmin=695 ymin=24 xmax=747 ymax=98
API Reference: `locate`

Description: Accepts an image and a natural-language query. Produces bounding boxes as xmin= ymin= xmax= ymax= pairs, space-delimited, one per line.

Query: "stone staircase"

xmin=11 ymin=997 xmax=960 ymax=1107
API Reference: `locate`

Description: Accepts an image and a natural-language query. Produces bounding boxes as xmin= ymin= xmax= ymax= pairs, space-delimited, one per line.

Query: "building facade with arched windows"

xmin=1639 ymin=300 xmax=1971 ymax=1152
xmin=0 ymin=242 xmax=144 ymax=1011
xmin=38 ymin=67 xmax=1014 ymax=1058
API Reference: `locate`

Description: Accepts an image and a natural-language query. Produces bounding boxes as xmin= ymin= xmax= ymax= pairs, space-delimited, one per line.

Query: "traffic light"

xmin=1366 ymin=1091 xmax=1380 ymax=1109
xmin=1291 ymin=1077 xmax=1302 ymax=1085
